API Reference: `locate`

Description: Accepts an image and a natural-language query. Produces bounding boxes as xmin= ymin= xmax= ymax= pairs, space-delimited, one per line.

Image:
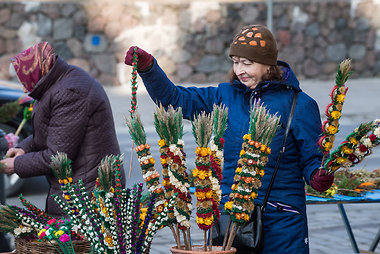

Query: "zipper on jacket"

xmin=249 ymin=90 xmax=261 ymax=110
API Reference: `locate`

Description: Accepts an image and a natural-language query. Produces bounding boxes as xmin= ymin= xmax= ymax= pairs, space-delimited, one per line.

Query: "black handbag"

xmin=212 ymin=91 xmax=299 ymax=253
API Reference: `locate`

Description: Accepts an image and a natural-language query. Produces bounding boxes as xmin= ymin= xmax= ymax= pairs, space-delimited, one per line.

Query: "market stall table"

xmin=307 ymin=190 xmax=380 ymax=254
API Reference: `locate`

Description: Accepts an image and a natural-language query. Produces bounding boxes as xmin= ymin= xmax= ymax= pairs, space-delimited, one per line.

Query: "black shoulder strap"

xmin=261 ymin=91 xmax=299 ymax=210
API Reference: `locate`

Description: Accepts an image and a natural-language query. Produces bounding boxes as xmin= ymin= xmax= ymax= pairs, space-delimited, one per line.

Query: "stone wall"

xmin=0 ymin=0 xmax=379 ymax=86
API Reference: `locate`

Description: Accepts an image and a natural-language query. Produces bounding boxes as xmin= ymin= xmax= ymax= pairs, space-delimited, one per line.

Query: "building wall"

xmin=0 ymin=0 xmax=379 ymax=86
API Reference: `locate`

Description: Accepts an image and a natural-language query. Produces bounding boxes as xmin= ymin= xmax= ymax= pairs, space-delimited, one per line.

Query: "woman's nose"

xmin=235 ymin=64 xmax=245 ymax=75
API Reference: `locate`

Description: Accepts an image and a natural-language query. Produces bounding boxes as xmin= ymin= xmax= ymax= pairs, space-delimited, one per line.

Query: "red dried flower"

xmin=359 ymin=144 xmax=367 ymax=153
xmin=369 ymin=134 xmax=377 ymax=142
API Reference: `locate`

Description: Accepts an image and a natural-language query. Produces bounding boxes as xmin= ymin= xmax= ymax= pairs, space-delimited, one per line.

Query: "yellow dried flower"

xmin=336 ymin=157 xmax=346 ymax=164
xmin=327 ymin=125 xmax=338 ymax=134
xmin=251 ymin=192 xmax=258 ymax=199
xmin=105 ymin=235 xmax=114 ymax=247
xmin=342 ymin=145 xmax=353 ymax=154
xmin=243 ymin=134 xmax=251 ymax=140
xmin=225 ymin=201 xmax=233 ymax=211
xmin=336 ymin=94 xmax=346 ymax=103
xmin=204 ymin=216 xmax=214 ymax=226
xmin=158 ymin=139 xmax=166 ymax=147
xmin=200 ymin=147 xmax=211 ymax=157
xmin=324 ymin=141 xmax=333 ymax=151
xmin=330 ymin=111 xmax=341 ymax=120
xmin=350 ymin=137 xmax=359 ymax=145
xmin=55 ymin=230 xmax=64 ymax=238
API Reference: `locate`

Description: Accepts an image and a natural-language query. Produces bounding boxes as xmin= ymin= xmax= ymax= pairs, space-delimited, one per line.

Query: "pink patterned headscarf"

xmin=11 ymin=42 xmax=56 ymax=92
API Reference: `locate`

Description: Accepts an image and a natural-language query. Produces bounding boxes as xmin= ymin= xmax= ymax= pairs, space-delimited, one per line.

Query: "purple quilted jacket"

xmin=15 ymin=56 xmax=125 ymax=217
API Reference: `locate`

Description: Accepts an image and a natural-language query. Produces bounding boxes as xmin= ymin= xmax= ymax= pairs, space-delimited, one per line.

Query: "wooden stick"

xmin=209 ymin=228 xmax=213 ymax=251
xmin=14 ymin=119 xmax=26 ymax=137
xmin=176 ymin=223 xmax=182 ymax=249
xmin=169 ymin=224 xmax=180 ymax=249
xmin=129 ymin=143 xmax=134 ymax=178
xmin=204 ymin=230 xmax=207 ymax=251
xmin=222 ymin=219 xmax=232 ymax=250
xmin=182 ymin=230 xmax=189 ymax=250
xmin=187 ymin=228 xmax=192 ymax=250
xmin=226 ymin=223 xmax=237 ymax=250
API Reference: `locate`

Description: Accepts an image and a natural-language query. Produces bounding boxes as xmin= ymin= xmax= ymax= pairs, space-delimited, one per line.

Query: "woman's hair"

xmin=228 ymin=65 xmax=283 ymax=84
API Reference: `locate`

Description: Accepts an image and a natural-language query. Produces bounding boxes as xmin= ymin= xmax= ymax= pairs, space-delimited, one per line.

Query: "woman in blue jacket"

xmin=125 ymin=25 xmax=334 ymax=253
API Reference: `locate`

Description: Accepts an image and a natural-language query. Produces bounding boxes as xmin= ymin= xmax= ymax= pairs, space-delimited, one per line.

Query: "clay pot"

xmin=170 ymin=245 xmax=237 ymax=253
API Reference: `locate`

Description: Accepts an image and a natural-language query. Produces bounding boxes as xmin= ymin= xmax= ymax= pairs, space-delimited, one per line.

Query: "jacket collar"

xmin=29 ymin=56 xmax=69 ymax=100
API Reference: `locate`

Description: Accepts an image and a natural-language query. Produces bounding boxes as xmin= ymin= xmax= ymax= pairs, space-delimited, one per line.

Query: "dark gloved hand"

xmin=124 ymin=46 xmax=153 ymax=72
xmin=310 ymin=168 xmax=334 ymax=192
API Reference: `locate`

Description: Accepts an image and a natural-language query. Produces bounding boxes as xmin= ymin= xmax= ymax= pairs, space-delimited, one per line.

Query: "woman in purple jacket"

xmin=1 ymin=42 xmax=125 ymax=217
xmin=124 ymin=25 xmax=334 ymax=253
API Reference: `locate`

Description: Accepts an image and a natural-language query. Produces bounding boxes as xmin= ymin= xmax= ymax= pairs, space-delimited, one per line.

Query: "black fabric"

xmin=213 ymin=205 xmax=263 ymax=254
xmin=0 ymin=233 xmax=11 ymax=252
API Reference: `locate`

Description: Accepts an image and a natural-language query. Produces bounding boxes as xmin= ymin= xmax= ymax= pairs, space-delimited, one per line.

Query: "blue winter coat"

xmin=140 ymin=59 xmax=323 ymax=253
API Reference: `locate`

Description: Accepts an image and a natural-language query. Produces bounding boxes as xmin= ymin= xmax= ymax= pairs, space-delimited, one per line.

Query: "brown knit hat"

xmin=229 ymin=25 xmax=278 ymax=66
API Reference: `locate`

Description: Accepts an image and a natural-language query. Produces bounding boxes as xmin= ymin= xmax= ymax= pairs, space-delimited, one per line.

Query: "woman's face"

xmin=232 ymin=56 xmax=270 ymax=90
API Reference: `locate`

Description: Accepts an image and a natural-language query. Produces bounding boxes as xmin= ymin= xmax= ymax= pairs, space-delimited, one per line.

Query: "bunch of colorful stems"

xmin=324 ymin=120 xmax=380 ymax=173
xmin=51 ymin=152 xmax=157 ymax=254
xmin=153 ymin=105 xmax=192 ymax=249
xmin=223 ymin=100 xmax=280 ymax=250
xmin=141 ymin=193 xmax=178 ymax=253
xmin=37 ymin=218 xmax=78 ymax=254
xmin=318 ymin=59 xmax=352 ymax=162
xmin=0 ymin=195 xmax=52 ymax=239
xmin=192 ymin=110 xmax=215 ymax=251
xmin=52 ymin=153 xmax=106 ymax=253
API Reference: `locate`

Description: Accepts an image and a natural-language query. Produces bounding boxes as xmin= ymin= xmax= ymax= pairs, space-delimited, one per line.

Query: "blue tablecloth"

xmin=306 ymin=189 xmax=380 ymax=203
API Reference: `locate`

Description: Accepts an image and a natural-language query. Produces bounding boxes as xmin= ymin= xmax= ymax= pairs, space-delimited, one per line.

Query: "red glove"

xmin=124 ymin=46 xmax=153 ymax=72
xmin=310 ymin=169 xmax=334 ymax=192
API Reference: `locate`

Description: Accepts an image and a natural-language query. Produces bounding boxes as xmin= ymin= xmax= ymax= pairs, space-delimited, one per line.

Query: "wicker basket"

xmin=14 ymin=237 xmax=91 ymax=254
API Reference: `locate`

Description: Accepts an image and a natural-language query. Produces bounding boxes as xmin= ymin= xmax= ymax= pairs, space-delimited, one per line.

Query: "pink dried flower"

xmin=59 ymin=233 xmax=71 ymax=243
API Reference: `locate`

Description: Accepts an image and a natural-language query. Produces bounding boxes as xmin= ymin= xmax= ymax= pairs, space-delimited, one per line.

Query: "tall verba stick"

xmin=318 ymin=59 xmax=352 ymax=168
xmin=209 ymin=104 xmax=228 ymax=250
xmin=192 ymin=111 xmax=215 ymax=251
xmin=224 ymin=100 xmax=280 ymax=250
xmin=125 ymin=112 xmax=166 ymax=214
xmin=129 ymin=47 xmax=139 ymax=178
xmin=154 ymin=105 xmax=192 ymax=250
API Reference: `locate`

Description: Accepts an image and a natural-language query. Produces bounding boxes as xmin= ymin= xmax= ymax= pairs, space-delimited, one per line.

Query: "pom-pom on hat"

xmin=229 ymin=25 xmax=278 ymax=66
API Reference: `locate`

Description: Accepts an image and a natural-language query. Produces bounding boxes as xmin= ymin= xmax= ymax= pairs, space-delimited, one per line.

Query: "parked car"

xmin=0 ymin=80 xmax=33 ymax=197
